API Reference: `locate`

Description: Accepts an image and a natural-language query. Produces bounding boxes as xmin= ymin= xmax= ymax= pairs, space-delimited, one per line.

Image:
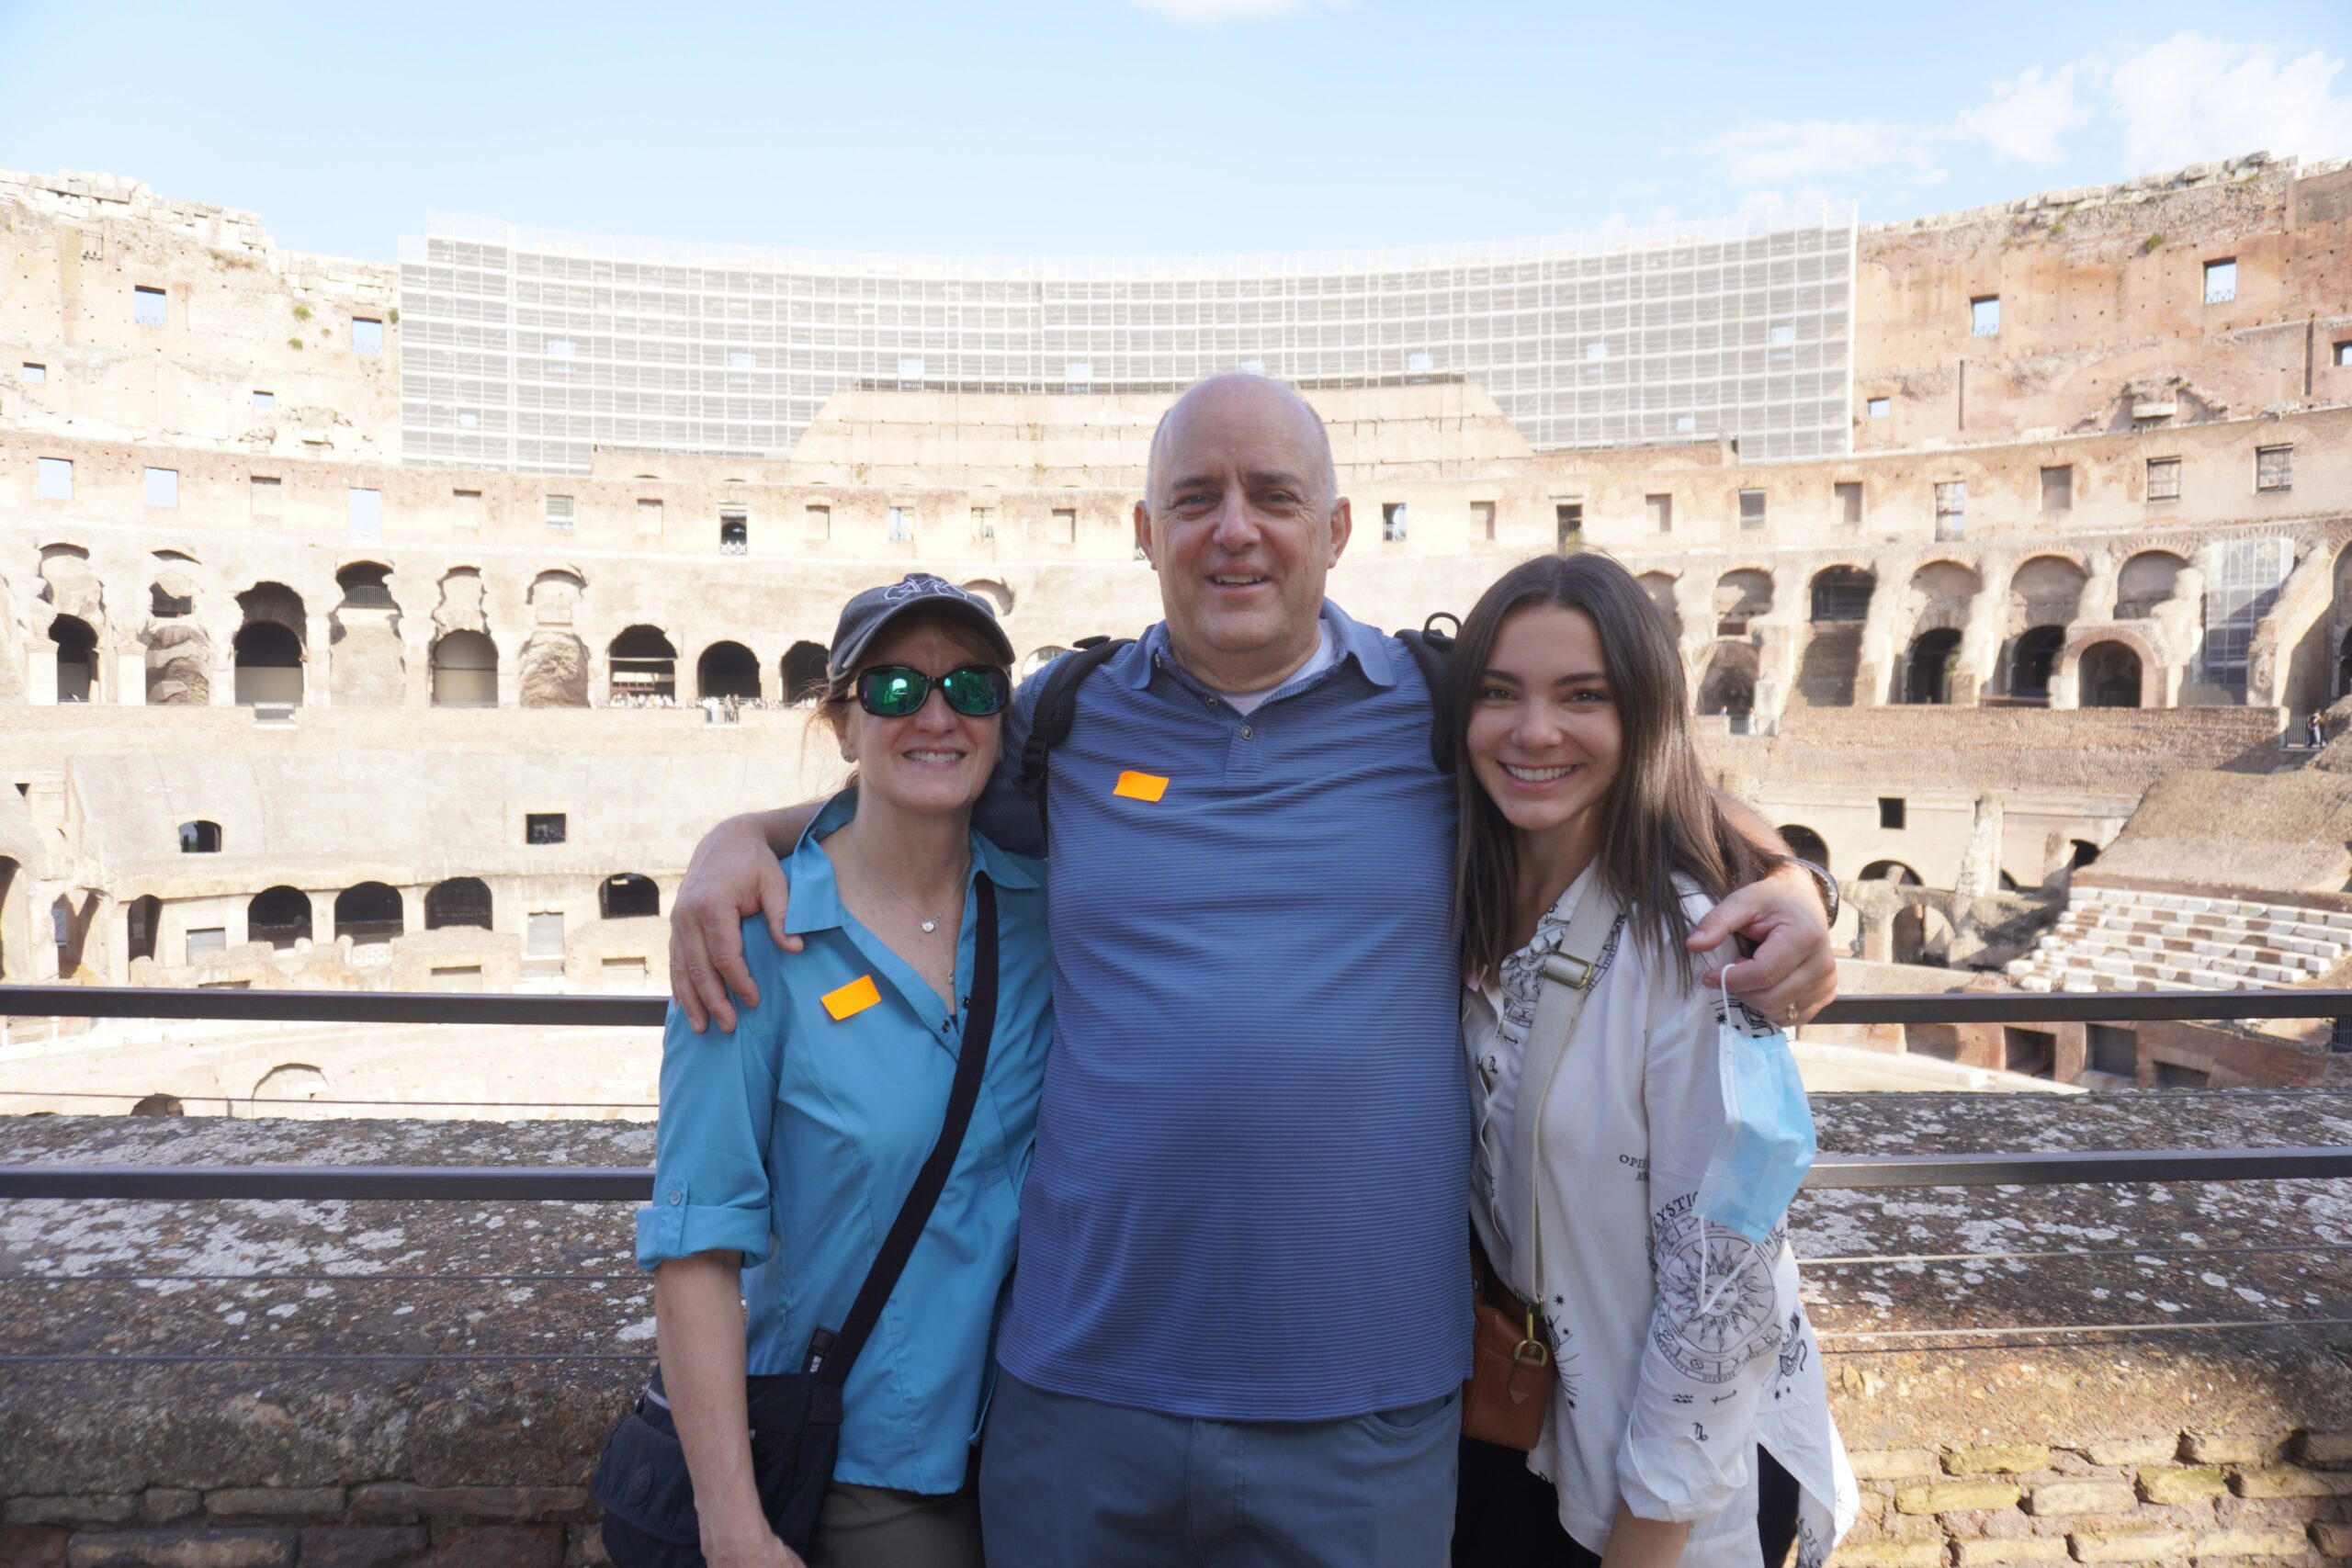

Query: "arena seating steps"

xmin=2004 ymin=886 xmax=2352 ymax=994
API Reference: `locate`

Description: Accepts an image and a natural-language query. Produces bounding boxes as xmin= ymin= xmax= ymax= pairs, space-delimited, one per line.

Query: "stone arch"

xmin=424 ymin=876 xmax=492 ymax=931
xmin=2009 ymin=554 xmax=2087 ymax=626
xmin=49 ymin=614 xmax=96 ymax=703
xmin=2114 ymin=550 xmax=2188 ymax=620
xmin=1713 ymin=570 xmax=1773 ymax=636
xmin=330 ymin=562 xmax=404 ymax=706
xmin=248 ymin=886 xmax=312 ymax=949
xmin=144 ymin=563 xmax=209 ymax=705
xmin=517 ymin=632 xmax=589 ymax=707
xmin=235 ymin=584 xmax=307 ymax=706
xmin=960 ymin=578 xmax=1015 ymax=616
xmin=1696 ymin=641 xmax=1758 ymax=718
xmin=1636 ymin=571 xmax=1682 ymax=643
xmin=334 ymin=882 xmax=404 ymax=946
xmin=2078 ymin=640 xmax=2146 ymax=708
xmin=781 ymin=641 xmax=830 ymax=704
xmin=602 ymin=874 xmax=661 ymax=920
xmin=696 ymin=640 xmax=763 ymax=702
xmin=37 ymin=543 xmax=105 ymax=630
xmin=1860 ymin=861 xmax=1923 ymax=885
xmin=1796 ymin=568 xmax=1874 ymax=708
xmin=2009 ymin=625 xmax=2066 ymax=703
xmin=432 ymin=568 xmax=490 ymax=637
xmin=609 ymin=626 xmax=677 ymax=702
xmin=250 ymin=1063 xmax=331 ymax=1106
xmin=1894 ymin=902 xmax=1956 ymax=965
xmin=1905 ymin=560 xmax=1983 ymax=637
xmin=1808 ymin=566 xmax=1875 ymax=624
xmin=126 ymin=894 xmax=161 ymax=963
xmin=430 ymin=630 xmax=499 ymax=707
xmin=529 ymin=569 xmax=585 ymax=626
xmin=1904 ymin=627 xmax=1963 ymax=705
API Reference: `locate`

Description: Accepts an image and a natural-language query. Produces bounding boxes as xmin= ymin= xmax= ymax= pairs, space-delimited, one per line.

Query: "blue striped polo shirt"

xmin=977 ymin=601 xmax=1472 ymax=1420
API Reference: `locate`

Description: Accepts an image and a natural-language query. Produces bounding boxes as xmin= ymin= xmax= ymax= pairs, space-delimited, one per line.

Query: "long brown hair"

xmin=1450 ymin=552 xmax=1765 ymax=982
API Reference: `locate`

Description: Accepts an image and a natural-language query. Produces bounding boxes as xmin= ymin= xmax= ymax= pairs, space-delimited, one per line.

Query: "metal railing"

xmin=5 ymin=984 xmax=2351 ymax=1202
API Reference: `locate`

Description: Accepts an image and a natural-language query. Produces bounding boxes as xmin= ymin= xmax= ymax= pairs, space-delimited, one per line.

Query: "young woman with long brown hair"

xmin=1446 ymin=553 xmax=1855 ymax=1567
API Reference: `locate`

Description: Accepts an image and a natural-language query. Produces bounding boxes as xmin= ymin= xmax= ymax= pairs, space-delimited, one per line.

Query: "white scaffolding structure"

xmin=398 ymin=208 xmax=1857 ymax=474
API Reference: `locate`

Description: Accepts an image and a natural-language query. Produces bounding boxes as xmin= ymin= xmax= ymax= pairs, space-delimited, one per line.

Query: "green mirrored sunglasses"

xmin=855 ymin=663 xmax=1011 ymax=718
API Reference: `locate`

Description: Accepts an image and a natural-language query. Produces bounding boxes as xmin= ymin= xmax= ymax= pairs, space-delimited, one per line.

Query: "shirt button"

xmin=1239 ymin=725 xmax=1253 ymax=739
xmin=1204 ymin=694 xmax=1216 ymax=707
xmin=667 ymin=1191 xmax=682 ymax=1206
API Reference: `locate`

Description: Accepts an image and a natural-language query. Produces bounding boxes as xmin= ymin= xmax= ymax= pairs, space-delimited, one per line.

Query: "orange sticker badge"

xmin=1113 ymin=771 xmax=1170 ymax=803
xmin=820 ymin=975 xmax=881 ymax=1021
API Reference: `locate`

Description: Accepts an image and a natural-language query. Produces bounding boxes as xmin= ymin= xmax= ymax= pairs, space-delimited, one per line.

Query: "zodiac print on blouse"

xmin=1645 ymin=1192 xmax=1785 ymax=1389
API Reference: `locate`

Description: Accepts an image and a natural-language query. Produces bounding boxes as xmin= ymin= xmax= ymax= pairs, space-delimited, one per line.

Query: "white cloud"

xmin=1696 ymin=119 xmax=1942 ymax=187
xmin=1129 ymin=0 xmax=1344 ymax=23
xmin=1956 ymin=63 xmax=2092 ymax=163
xmin=2108 ymin=32 xmax=2352 ymax=168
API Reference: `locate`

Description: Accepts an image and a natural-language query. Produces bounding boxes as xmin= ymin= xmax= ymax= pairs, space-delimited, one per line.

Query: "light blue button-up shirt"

xmin=636 ymin=790 xmax=1052 ymax=1494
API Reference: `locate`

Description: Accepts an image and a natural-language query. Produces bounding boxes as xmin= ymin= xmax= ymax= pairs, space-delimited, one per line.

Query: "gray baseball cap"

xmin=828 ymin=573 xmax=1016 ymax=679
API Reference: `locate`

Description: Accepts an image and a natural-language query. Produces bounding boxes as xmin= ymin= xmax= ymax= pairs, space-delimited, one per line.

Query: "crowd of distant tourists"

xmin=589 ymin=374 xmax=1858 ymax=1568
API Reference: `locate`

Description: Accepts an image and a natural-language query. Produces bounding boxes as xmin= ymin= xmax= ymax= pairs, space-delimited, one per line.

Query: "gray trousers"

xmin=813 ymin=1472 xmax=983 ymax=1568
xmin=979 ymin=1367 xmax=1460 ymax=1568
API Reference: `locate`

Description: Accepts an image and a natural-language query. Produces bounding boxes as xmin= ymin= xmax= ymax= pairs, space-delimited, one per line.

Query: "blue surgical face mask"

xmin=1693 ymin=961 xmax=1817 ymax=1249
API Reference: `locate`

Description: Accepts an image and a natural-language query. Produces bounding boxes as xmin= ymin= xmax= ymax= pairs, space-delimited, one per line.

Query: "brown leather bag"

xmin=1463 ymin=1240 xmax=1551 ymax=1450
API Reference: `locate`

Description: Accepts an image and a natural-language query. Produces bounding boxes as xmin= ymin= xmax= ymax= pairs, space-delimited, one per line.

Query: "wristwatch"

xmin=1770 ymin=854 xmax=1840 ymax=926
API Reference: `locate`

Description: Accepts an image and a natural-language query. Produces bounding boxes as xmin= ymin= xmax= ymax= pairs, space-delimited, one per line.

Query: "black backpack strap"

xmin=1396 ymin=613 xmax=1460 ymax=776
xmin=1013 ymin=637 xmax=1134 ymax=845
xmin=817 ymin=875 xmax=1000 ymax=1386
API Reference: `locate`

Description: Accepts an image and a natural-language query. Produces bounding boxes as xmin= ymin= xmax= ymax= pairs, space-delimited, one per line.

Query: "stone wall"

xmin=11 ymin=1091 xmax=2352 ymax=1563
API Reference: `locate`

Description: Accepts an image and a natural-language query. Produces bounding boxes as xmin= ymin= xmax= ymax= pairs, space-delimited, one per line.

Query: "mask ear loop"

xmin=1696 ymin=960 xmax=1738 ymax=1318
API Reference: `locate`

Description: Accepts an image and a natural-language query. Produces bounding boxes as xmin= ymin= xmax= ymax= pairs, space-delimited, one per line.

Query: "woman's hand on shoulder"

xmin=671 ymin=815 xmax=797 ymax=1034
xmin=1684 ymin=863 xmax=1836 ymax=1028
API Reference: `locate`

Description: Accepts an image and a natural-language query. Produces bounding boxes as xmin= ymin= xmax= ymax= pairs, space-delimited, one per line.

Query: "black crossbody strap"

xmin=818 ymin=874 xmax=1001 ymax=1386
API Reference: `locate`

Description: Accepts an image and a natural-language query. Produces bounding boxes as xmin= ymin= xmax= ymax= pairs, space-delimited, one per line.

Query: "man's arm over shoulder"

xmin=669 ymin=805 xmax=819 ymax=1034
xmin=1685 ymin=793 xmax=1838 ymax=1027
xmin=971 ymin=667 xmax=1049 ymax=859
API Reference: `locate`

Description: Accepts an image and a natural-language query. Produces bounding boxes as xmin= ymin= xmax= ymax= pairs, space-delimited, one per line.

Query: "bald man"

xmin=668 ymin=375 xmax=1835 ymax=1566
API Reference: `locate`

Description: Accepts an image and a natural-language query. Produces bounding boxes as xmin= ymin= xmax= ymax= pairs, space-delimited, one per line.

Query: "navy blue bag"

xmin=593 ymin=878 xmax=1001 ymax=1565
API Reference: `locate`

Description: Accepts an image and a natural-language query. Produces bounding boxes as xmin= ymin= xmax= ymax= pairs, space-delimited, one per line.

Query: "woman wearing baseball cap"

xmin=599 ymin=575 xmax=1050 ymax=1568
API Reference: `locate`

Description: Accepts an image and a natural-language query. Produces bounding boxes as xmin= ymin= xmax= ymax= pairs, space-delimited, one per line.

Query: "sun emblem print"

xmin=1651 ymin=1208 xmax=1783 ymax=1384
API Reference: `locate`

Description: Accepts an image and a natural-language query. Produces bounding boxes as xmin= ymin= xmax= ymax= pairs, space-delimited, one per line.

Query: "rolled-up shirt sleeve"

xmin=1614 ymin=944 xmax=1794 ymax=1523
xmin=635 ymin=937 xmax=786 ymax=1269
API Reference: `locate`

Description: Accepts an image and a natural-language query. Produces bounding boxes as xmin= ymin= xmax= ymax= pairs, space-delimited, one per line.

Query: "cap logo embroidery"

xmin=820 ymin=975 xmax=882 ymax=1021
xmin=884 ymin=574 xmax=968 ymax=604
xmin=1113 ymin=771 xmax=1170 ymax=803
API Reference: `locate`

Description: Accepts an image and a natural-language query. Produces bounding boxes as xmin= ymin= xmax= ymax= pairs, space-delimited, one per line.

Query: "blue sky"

xmin=2 ymin=0 xmax=2347 ymax=260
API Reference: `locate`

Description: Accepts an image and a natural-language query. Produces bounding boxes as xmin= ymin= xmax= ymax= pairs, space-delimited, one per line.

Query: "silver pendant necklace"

xmin=855 ymin=839 xmax=964 ymax=934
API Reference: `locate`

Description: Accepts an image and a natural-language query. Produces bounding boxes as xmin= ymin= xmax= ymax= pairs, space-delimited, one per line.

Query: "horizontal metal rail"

xmin=7 ymin=1146 xmax=2352 ymax=1201
xmin=11 ymin=984 xmax=2352 ymax=1027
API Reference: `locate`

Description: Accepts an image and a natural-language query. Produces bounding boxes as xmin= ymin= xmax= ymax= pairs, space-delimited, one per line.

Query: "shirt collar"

xmin=1129 ymin=600 xmax=1397 ymax=694
xmin=783 ymin=788 xmax=1039 ymax=938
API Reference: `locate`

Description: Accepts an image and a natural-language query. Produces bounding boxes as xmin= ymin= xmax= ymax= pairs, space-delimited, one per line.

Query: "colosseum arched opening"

xmin=329 ymin=563 xmax=404 ymax=707
xmin=1797 ymin=567 xmax=1874 ymax=708
xmin=602 ymin=874 xmax=661 ymax=920
xmin=247 ymin=886 xmax=312 ymax=949
xmin=696 ymin=641 xmax=762 ymax=702
xmin=430 ymin=630 xmax=498 ymax=707
xmin=424 ymin=877 xmax=492 ymax=931
xmin=48 ymin=615 xmax=96 ymax=703
xmin=334 ymin=883 xmax=404 ymax=946
xmin=609 ymin=626 xmax=677 ymax=703
xmin=233 ymin=584 xmax=307 ymax=706
xmin=780 ymin=641 xmax=829 ymax=703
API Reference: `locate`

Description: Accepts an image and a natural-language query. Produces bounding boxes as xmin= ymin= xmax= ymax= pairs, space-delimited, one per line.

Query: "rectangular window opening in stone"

xmin=1555 ymin=502 xmax=1583 ymax=553
xmin=252 ymin=389 xmax=274 ymax=411
xmin=1473 ymin=502 xmax=1496 ymax=541
xmin=806 ymin=503 xmax=832 ymax=542
xmin=185 ymin=927 xmax=226 ymax=963
xmin=1051 ymin=508 xmax=1078 ymax=544
xmin=2203 ymin=258 xmax=2236 ymax=304
xmin=2336 ymin=340 xmax=2352 ymax=367
xmin=970 ymin=506 xmax=996 ymax=543
xmin=1935 ymin=480 xmax=1966 ymax=540
xmin=1867 ymin=396 xmax=1890 ymax=419
xmin=526 ymin=813 xmax=567 ymax=846
xmin=2040 ymin=465 xmax=2074 ymax=512
xmin=251 ymin=475 xmax=282 ymax=517
xmin=347 ymin=487 xmax=382 ymax=545
xmin=20 ymin=361 xmax=44 ymax=382
xmin=1738 ymin=490 xmax=1766 ymax=529
xmin=2256 ymin=445 xmax=2292 ymax=492
xmin=2003 ymin=1027 xmax=2056 ymax=1078
xmin=526 ymin=911 xmax=566 ymax=966
xmin=719 ymin=511 xmax=748 ymax=555
xmin=2154 ymin=1060 xmax=2210 ymax=1088
xmin=36 ymin=457 xmax=72 ymax=499
xmin=134 ymin=285 xmax=166 ymax=327
xmin=1879 ymin=796 xmax=1905 ymax=829
xmin=179 ymin=820 xmax=221 ymax=853
xmin=1835 ymin=481 xmax=1863 ymax=525
xmin=1645 ymin=493 xmax=1672 ymax=534
xmin=1970 ymin=296 xmax=1999 ymax=336
xmin=2087 ymin=1024 xmax=2139 ymax=1079
xmin=453 ymin=489 xmax=483 ymax=528
xmin=637 ymin=498 xmax=663 ymax=536
xmin=2146 ymin=457 xmax=2181 ymax=502
xmin=1382 ymin=502 xmax=1408 ymax=542
xmin=888 ymin=506 xmax=914 ymax=542
xmin=352 ymin=317 xmax=384 ymax=355
xmin=546 ymin=494 xmax=576 ymax=532
xmin=144 ymin=467 xmax=179 ymax=509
